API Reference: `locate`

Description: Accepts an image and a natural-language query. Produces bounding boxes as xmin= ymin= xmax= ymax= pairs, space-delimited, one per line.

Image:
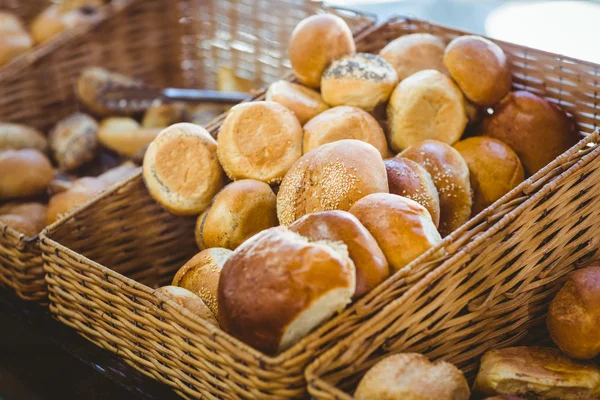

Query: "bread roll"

xmin=277 ymin=139 xmax=389 ymax=226
xmin=217 ymin=101 xmax=302 ymax=184
xmin=349 ymin=193 xmax=441 ymax=273
xmin=290 ymin=210 xmax=389 ymax=298
xmin=387 ymin=69 xmax=467 ymax=152
xmin=199 ymin=180 xmax=278 ymax=250
xmin=265 ymin=80 xmax=329 ymax=125
xmin=30 ymin=4 xmax=100 ymax=44
xmin=321 ymin=53 xmax=398 ymax=111
xmin=0 ymin=202 xmax=47 ymax=237
xmin=76 ymin=67 xmax=140 ymax=117
xmin=172 ymin=248 xmax=232 ymax=318
xmin=303 ymin=106 xmax=389 ymax=157
xmin=142 ymin=103 xmax=188 ymax=128
xmin=218 ymin=226 xmax=355 ymax=354
xmin=155 ymin=286 xmax=218 ymax=327
xmin=401 ymin=140 xmax=472 ymax=237
xmin=480 ymin=90 xmax=578 ymax=174
xmin=0 ymin=215 xmax=40 ymax=237
xmin=0 ymin=12 xmax=32 ymax=67
xmin=0 ymin=11 xmax=26 ymax=32
xmin=454 ymin=137 xmax=524 ymax=215
xmin=98 ymin=117 xmax=160 ymax=157
xmin=355 ymin=353 xmax=470 ymax=400
xmin=473 ymin=347 xmax=600 ymax=399
xmin=385 ymin=157 xmax=440 ymax=227
xmin=0 ymin=149 xmax=53 ymax=200
xmin=289 ymin=14 xmax=355 ymax=88
xmin=143 ymin=123 xmax=225 ymax=215
xmin=49 ymin=112 xmax=98 ymax=171
xmin=46 ymin=176 xmax=106 ymax=225
xmin=0 ymin=123 xmax=47 ymax=153
xmin=547 ymin=267 xmax=600 ymax=359
xmin=379 ymin=33 xmax=447 ymax=81
xmin=444 ymin=35 xmax=512 ymax=107
xmin=58 ymin=0 xmax=105 ymax=13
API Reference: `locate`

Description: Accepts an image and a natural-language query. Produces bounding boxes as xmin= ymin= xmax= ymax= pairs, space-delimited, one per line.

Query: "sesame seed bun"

xmin=266 ymin=80 xmax=329 ymax=125
xmin=379 ymin=33 xmax=448 ymax=81
xmin=155 ymin=286 xmax=218 ymax=327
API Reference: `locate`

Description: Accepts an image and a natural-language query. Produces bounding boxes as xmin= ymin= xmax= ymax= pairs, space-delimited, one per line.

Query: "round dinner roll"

xmin=547 ymin=267 xmax=600 ymax=359
xmin=0 ymin=202 xmax=47 ymax=236
xmin=355 ymin=353 xmax=470 ymax=400
xmin=289 ymin=14 xmax=355 ymax=88
xmin=173 ymin=248 xmax=232 ymax=318
xmin=385 ymin=157 xmax=440 ymax=227
xmin=49 ymin=112 xmax=98 ymax=171
xmin=290 ymin=210 xmax=389 ymax=298
xmin=303 ymin=106 xmax=389 ymax=157
xmin=0 ymin=215 xmax=40 ymax=237
xmin=444 ymin=35 xmax=512 ymax=107
xmin=349 ymin=193 xmax=441 ymax=273
xmin=199 ymin=180 xmax=279 ymax=250
xmin=454 ymin=137 xmax=524 ymax=215
xmin=218 ymin=226 xmax=355 ymax=354
xmin=265 ymin=80 xmax=329 ymax=125
xmin=46 ymin=176 xmax=106 ymax=225
xmin=217 ymin=101 xmax=302 ymax=184
xmin=76 ymin=67 xmax=139 ymax=117
xmin=143 ymin=123 xmax=225 ymax=215
xmin=155 ymin=286 xmax=218 ymax=327
xmin=0 ymin=123 xmax=48 ymax=153
xmin=387 ymin=69 xmax=467 ymax=152
xmin=401 ymin=140 xmax=472 ymax=237
xmin=379 ymin=33 xmax=447 ymax=81
xmin=30 ymin=4 xmax=101 ymax=45
xmin=98 ymin=117 xmax=161 ymax=157
xmin=277 ymin=139 xmax=389 ymax=226
xmin=142 ymin=103 xmax=188 ymax=128
xmin=0 ymin=149 xmax=53 ymax=200
xmin=480 ymin=90 xmax=578 ymax=175
xmin=321 ymin=53 xmax=398 ymax=111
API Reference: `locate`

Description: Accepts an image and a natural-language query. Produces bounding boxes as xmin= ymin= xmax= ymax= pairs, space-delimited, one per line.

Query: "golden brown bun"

xmin=0 ymin=149 xmax=53 ymax=200
xmin=46 ymin=177 xmax=106 ymax=225
xmin=217 ymin=101 xmax=302 ymax=184
xmin=98 ymin=117 xmax=160 ymax=157
xmin=385 ymin=157 xmax=440 ymax=227
xmin=290 ymin=210 xmax=389 ymax=299
xmin=142 ymin=103 xmax=188 ymax=128
xmin=143 ymin=123 xmax=225 ymax=215
xmin=0 ymin=202 xmax=47 ymax=237
xmin=473 ymin=346 xmax=600 ymax=399
xmin=444 ymin=35 xmax=512 ymax=107
xmin=266 ymin=80 xmax=329 ymax=125
xmin=218 ymin=226 xmax=355 ymax=354
xmin=289 ymin=14 xmax=355 ymax=88
xmin=480 ymin=90 xmax=578 ymax=175
xmin=0 ymin=215 xmax=39 ymax=237
xmin=30 ymin=4 xmax=100 ymax=45
xmin=0 ymin=123 xmax=48 ymax=153
xmin=400 ymin=140 xmax=472 ymax=237
xmin=49 ymin=112 xmax=98 ymax=171
xmin=379 ymin=33 xmax=447 ymax=81
xmin=277 ymin=139 xmax=389 ymax=226
xmin=0 ymin=12 xmax=32 ymax=66
xmin=548 ymin=267 xmax=600 ymax=359
xmin=172 ymin=248 xmax=232 ymax=319
xmin=387 ymin=69 xmax=466 ymax=152
xmin=303 ymin=106 xmax=389 ymax=157
xmin=76 ymin=67 xmax=139 ymax=117
xmin=321 ymin=53 xmax=398 ymax=111
xmin=200 ymin=180 xmax=279 ymax=250
xmin=349 ymin=193 xmax=441 ymax=273
xmin=454 ymin=137 xmax=524 ymax=215
xmin=155 ymin=286 xmax=218 ymax=327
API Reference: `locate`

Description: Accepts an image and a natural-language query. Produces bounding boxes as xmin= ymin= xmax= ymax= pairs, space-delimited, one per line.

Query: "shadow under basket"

xmin=41 ymin=16 xmax=600 ymax=400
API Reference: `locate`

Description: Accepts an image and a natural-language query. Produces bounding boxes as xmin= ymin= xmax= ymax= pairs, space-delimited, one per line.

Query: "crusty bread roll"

xmin=98 ymin=117 xmax=161 ymax=157
xmin=0 ymin=149 xmax=53 ymax=200
xmin=0 ymin=123 xmax=48 ymax=153
xmin=444 ymin=35 xmax=512 ymax=107
xmin=142 ymin=103 xmax=188 ymax=128
xmin=0 ymin=12 xmax=32 ymax=67
xmin=265 ymin=80 xmax=329 ymax=125
xmin=454 ymin=137 xmax=524 ymax=215
xmin=401 ymin=140 xmax=472 ymax=237
xmin=143 ymin=123 xmax=225 ymax=215
xmin=473 ymin=347 xmax=600 ymax=399
xmin=379 ymin=33 xmax=447 ymax=81
xmin=198 ymin=180 xmax=279 ymax=250
xmin=76 ymin=67 xmax=140 ymax=117
xmin=290 ymin=210 xmax=388 ymax=299
xmin=30 ymin=4 xmax=100 ymax=45
xmin=303 ymin=106 xmax=389 ymax=157
xmin=46 ymin=176 xmax=106 ymax=225
xmin=480 ymin=90 xmax=578 ymax=174
xmin=0 ymin=202 xmax=47 ymax=237
xmin=547 ymin=267 xmax=600 ymax=359
xmin=217 ymin=101 xmax=302 ymax=184
xmin=155 ymin=286 xmax=218 ymax=327
xmin=385 ymin=157 xmax=440 ymax=227
xmin=355 ymin=353 xmax=470 ymax=400
xmin=218 ymin=226 xmax=355 ymax=354
xmin=49 ymin=112 xmax=98 ymax=171
xmin=289 ymin=14 xmax=355 ymax=88
xmin=387 ymin=69 xmax=467 ymax=152
xmin=349 ymin=193 xmax=441 ymax=273
xmin=277 ymin=139 xmax=389 ymax=226
xmin=321 ymin=53 xmax=398 ymax=111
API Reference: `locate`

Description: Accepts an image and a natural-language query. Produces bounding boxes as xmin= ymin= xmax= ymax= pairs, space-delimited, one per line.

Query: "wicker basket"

xmin=0 ymin=0 xmax=48 ymax=23
xmin=40 ymin=16 xmax=600 ymax=399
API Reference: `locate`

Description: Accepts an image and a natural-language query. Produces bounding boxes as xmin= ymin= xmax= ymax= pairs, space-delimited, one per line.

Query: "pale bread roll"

xmin=98 ymin=117 xmax=161 ymax=157
xmin=379 ymin=33 xmax=447 ymax=81
xmin=266 ymin=80 xmax=329 ymax=125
